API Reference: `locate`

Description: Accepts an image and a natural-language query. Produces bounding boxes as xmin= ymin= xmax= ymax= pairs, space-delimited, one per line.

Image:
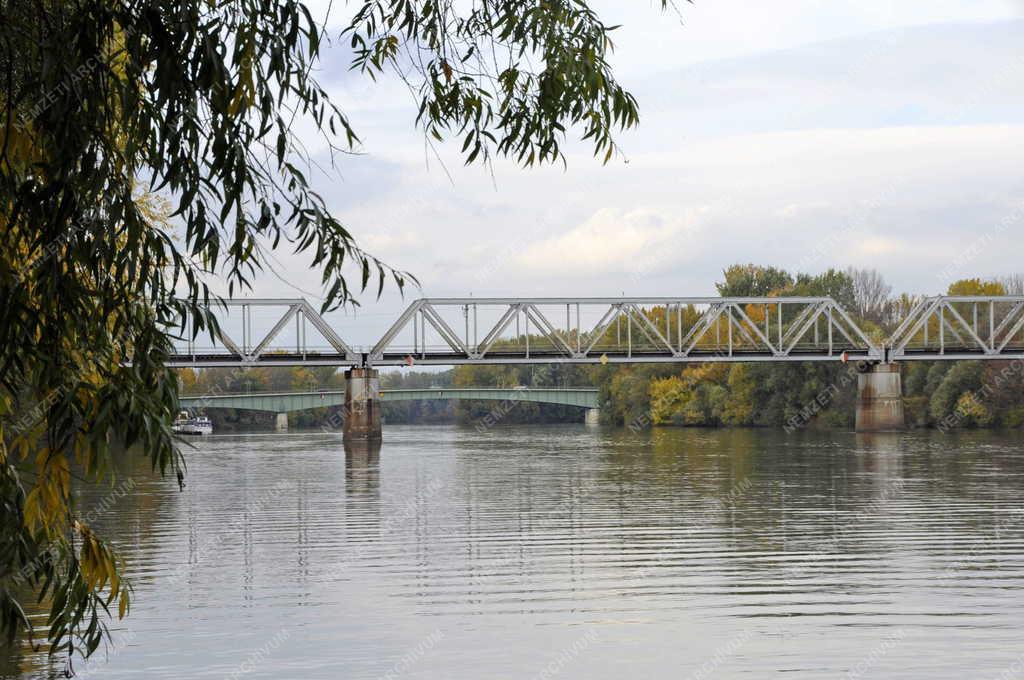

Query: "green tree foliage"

xmin=2 ymin=0 xmax=657 ymax=668
xmin=599 ymin=364 xmax=677 ymax=427
xmin=649 ymin=364 xmax=729 ymax=426
xmin=792 ymin=269 xmax=856 ymax=310
xmin=716 ymin=264 xmax=793 ymax=297
xmin=985 ymin=361 xmax=1024 ymax=427
xmin=930 ymin=362 xmax=985 ymax=424
xmin=451 ymin=360 xmax=593 ymax=424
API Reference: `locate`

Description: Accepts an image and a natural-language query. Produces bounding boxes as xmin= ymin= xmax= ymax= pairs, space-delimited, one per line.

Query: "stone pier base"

xmin=584 ymin=408 xmax=601 ymax=426
xmin=856 ymin=363 xmax=905 ymax=432
xmin=275 ymin=413 xmax=288 ymax=432
xmin=344 ymin=367 xmax=382 ymax=442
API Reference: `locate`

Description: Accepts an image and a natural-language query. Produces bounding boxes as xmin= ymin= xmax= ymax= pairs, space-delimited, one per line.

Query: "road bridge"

xmin=165 ymin=295 xmax=1024 ymax=438
xmin=179 ymin=388 xmax=601 ymax=431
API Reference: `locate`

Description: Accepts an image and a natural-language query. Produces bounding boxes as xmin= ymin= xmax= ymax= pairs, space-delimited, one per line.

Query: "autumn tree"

xmin=716 ymin=264 xmax=793 ymax=297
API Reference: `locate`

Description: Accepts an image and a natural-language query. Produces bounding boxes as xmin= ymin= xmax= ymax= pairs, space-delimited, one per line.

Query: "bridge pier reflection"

xmin=344 ymin=437 xmax=381 ymax=494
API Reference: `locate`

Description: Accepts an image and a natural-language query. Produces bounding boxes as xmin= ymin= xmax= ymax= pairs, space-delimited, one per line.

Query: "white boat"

xmin=172 ymin=411 xmax=213 ymax=435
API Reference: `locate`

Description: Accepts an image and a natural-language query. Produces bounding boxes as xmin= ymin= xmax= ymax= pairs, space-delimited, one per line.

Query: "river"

xmin=5 ymin=425 xmax=1024 ymax=679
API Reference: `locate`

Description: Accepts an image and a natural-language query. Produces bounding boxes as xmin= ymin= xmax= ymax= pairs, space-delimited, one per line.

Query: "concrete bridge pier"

xmin=856 ymin=363 xmax=905 ymax=432
xmin=275 ymin=413 xmax=288 ymax=432
xmin=585 ymin=408 xmax=601 ymax=426
xmin=344 ymin=367 xmax=382 ymax=442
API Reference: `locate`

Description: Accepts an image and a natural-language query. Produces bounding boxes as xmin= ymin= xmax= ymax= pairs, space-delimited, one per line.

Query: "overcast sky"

xmin=224 ymin=1 xmax=1024 ymax=346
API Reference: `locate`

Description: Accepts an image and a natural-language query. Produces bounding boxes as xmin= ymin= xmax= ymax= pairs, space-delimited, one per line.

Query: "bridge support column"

xmin=275 ymin=413 xmax=289 ymax=432
xmin=856 ymin=363 xmax=904 ymax=432
xmin=584 ymin=408 xmax=601 ymax=426
xmin=344 ymin=368 xmax=382 ymax=442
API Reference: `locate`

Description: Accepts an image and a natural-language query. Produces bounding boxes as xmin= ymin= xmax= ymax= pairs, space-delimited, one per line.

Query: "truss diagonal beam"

xmin=371 ymin=300 xmax=425 ymax=359
xmin=785 ymin=302 xmax=829 ymax=354
xmin=830 ymin=303 xmax=876 ymax=349
xmin=624 ymin=304 xmax=675 ymax=353
xmin=250 ymin=304 xmax=301 ymax=359
xmin=582 ymin=305 xmax=624 ymax=356
xmin=942 ymin=302 xmax=989 ymax=353
xmin=476 ymin=305 xmax=521 ymax=357
xmin=300 ymin=301 xmax=353 ymax=355
xmin=729 ymin=303 xmax=778 ymax=355
xmin=420 ymin=303 xmax=469 ymax=355
xmin=891 ymin=297 xmax=943 ymax=354
xmin=997 ymin=311 xmax=1024 ymax=353
xmin=829 ymin=314 xmax=859 ymax=349
xmin=888 ymin=297 xmax=929 ymax=342
xmin=682 ymin=303 xmax=726 ymax=356
xmin=524 ymin=304 xmax=576 ymax=357
xmin=781 ymin=302 xmax=818 ymax=347
xmin=726 ymin=306 xmax=761 ymax=349
xmin=992 ymin=301 xmax=1024 ymax=345
xmin=215 ymin=328 xmax=245 ymax=358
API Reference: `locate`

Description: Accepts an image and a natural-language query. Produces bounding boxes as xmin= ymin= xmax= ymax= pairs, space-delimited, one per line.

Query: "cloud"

xmin=515 ymin=206 xmax=713 ymax=276
xmin=360 ymin=230 xmax=422 ymax=257
xmin=850 ymin=236 xmax=906 ymax=257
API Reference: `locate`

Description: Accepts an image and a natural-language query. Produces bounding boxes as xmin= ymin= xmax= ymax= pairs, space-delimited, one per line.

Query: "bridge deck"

xmin=167 ymin=349 xmax=881 ymax=368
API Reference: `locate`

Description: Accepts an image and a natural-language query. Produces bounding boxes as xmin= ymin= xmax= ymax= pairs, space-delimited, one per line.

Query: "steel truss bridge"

xmin=166 ymin=296 xmax=1024 ymax=368
xmin=178 ymin=388 xmax=600 ymax=413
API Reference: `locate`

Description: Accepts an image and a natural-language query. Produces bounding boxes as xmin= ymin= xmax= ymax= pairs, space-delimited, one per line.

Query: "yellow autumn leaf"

xmin=118 ymin=590 xmax=129 ymax=619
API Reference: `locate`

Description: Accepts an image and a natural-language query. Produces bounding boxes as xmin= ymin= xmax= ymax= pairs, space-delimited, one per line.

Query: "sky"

xmin=219 ymin=1 xmax=1024 ymax=347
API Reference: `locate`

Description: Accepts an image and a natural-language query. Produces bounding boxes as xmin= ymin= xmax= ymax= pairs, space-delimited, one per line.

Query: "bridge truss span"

xmin=173 ymin=298 xmax=358 ymax=367
xmin=888 ymin=296 xmax=1024 ymax=361
xmin=368 ymin=297 xmax=881 ymax=366
xmin=164 ymin=295 xmax=1024 ymax=369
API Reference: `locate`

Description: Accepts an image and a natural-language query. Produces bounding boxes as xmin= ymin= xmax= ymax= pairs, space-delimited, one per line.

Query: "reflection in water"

xmin=344 ymin=438 xmax=381 ymax=496
xmin=6 ymin=426 xmax=1024 ymax=679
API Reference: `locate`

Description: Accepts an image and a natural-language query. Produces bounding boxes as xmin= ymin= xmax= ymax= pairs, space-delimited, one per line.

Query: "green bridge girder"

xmin=178 ymin=388 xmax=599 ymax=414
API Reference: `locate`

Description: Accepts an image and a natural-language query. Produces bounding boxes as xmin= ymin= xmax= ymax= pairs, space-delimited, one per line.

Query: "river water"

xmin=6 ymin=425 xmax=1024 ymax=679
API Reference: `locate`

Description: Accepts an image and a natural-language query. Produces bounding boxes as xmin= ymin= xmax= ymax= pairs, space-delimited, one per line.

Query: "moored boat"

xmin=172 ymin=410 xmax=213 ymax=435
